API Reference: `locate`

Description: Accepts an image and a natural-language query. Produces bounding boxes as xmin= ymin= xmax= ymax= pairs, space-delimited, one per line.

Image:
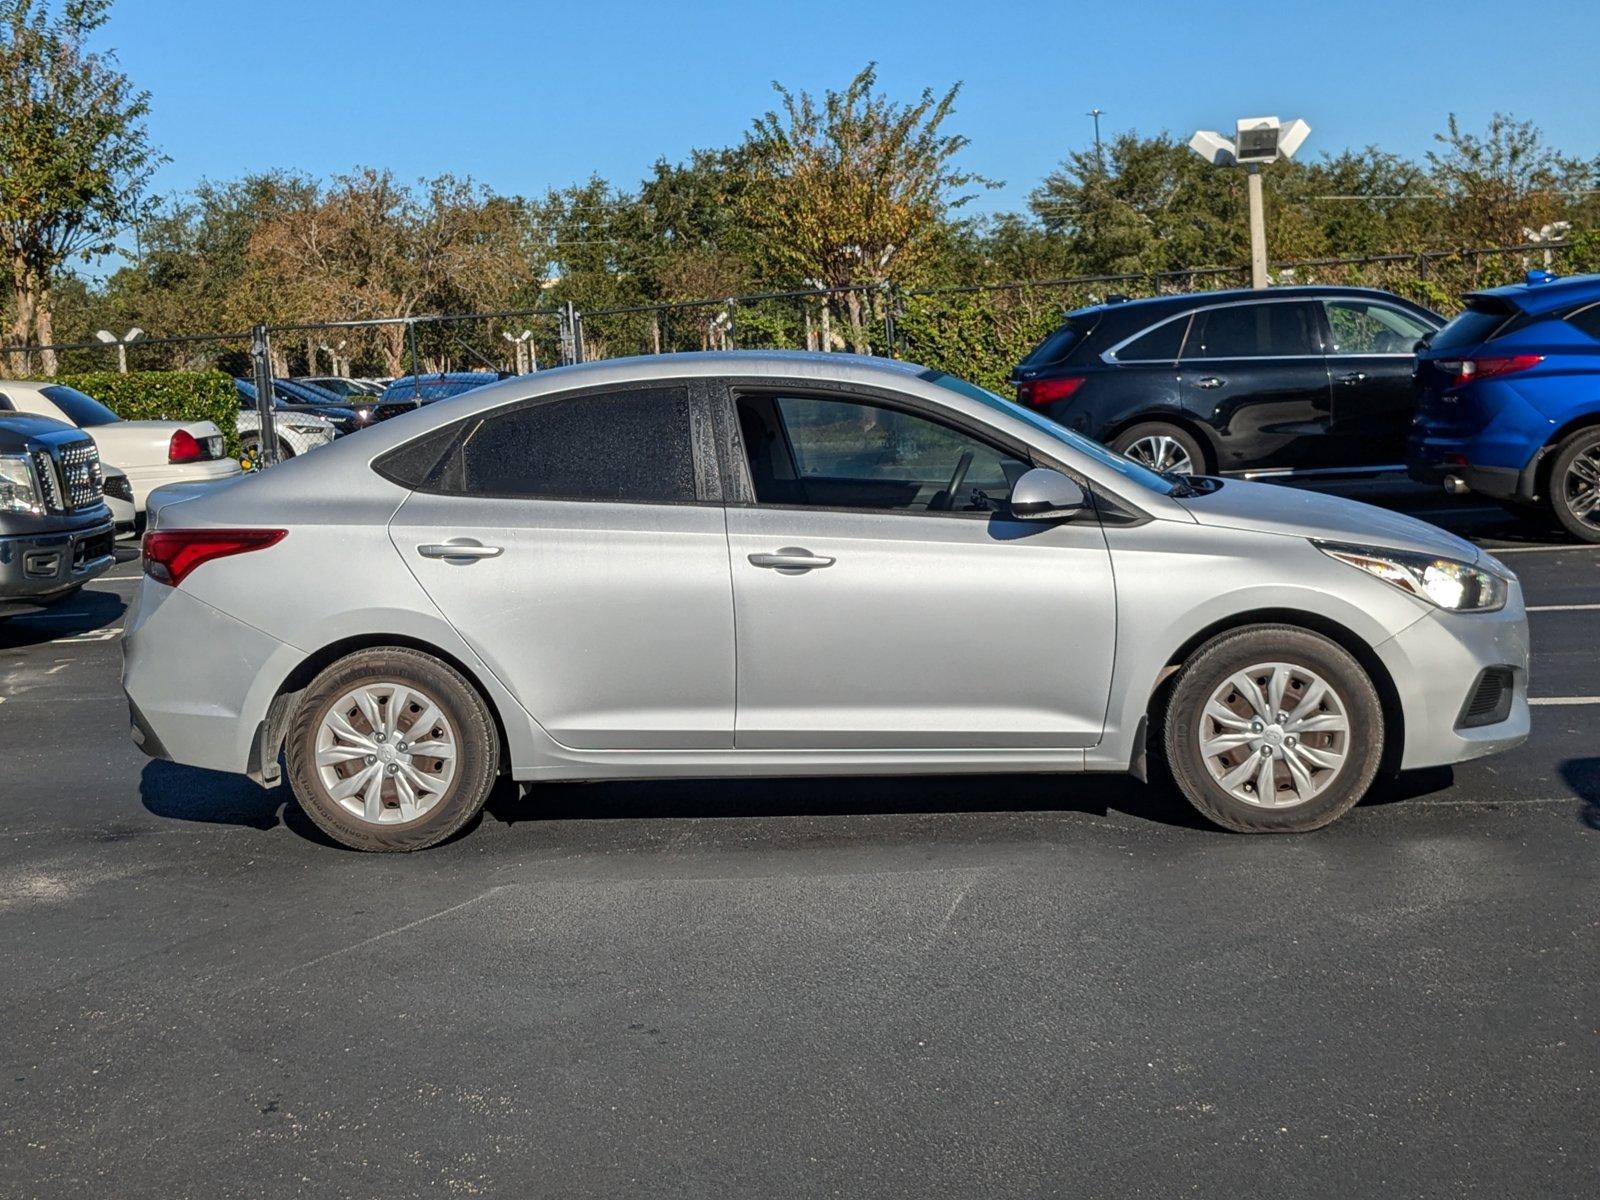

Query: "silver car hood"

xmin=1174 ymin=479 xmax=1481 ymax=563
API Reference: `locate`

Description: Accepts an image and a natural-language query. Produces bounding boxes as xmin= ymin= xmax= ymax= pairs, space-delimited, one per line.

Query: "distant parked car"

xmin=381 ymin=372 xmax=503 ymax=405
xmin=1409 ymin=271 xmax=1600 ymax=541
xmin=235 ymin=378 xmax=363 ymax=440
xmin=295 ymin=376 xmax=385 ymax=400
xmin=1011 ymin=286 xmax=1444 ymax=478
xmin=0 ymin=381 xmax=238 ymax=520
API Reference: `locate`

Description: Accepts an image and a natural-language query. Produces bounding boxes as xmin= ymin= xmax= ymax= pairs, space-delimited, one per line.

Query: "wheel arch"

xmin=1533 ymin=410 xmax=1600 ymax=500
xmin=1146 ymin=607 xmax=1405 ymax=778
xmin=1102 ymin=410 xmax=1220 ymax=474
xmin=250 ymin=633 xmax=514 ymax=786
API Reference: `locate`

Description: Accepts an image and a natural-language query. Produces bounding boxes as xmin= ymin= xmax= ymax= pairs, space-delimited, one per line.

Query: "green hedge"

xmin=53 ymin=370 xmax=241 ymax=458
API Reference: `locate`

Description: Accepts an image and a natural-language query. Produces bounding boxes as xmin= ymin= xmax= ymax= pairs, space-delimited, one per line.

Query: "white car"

xmin=237 ymin=407 xmax=337 ymax=470
xmin=0 ymin=380 xmax=240 ymax=519
xmin=101 ymin=464 xmax=137 ymax=538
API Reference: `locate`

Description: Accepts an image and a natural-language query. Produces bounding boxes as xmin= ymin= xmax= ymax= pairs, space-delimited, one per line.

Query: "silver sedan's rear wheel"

xmin=286 ymin=647 xmax=499 ymax=851
xmin=1162 ymin=626 xmax=1382 ymax=833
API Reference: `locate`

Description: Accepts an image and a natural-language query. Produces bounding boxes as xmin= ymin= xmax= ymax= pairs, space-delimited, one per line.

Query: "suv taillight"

xmin=1018 ymin=376 xmax=1086 ymax=408
xmin=142 ymin=528 xmax=285 ymax=587
xmin=1437 ymin=354 xmax=1544 ymax=385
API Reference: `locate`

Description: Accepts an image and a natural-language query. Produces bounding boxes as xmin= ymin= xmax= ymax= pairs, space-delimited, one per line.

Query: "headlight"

xmin=1315 ymin=540 xmax=1509 ymax=612
xmin=0 ymin=454 xmax=43 ymax=515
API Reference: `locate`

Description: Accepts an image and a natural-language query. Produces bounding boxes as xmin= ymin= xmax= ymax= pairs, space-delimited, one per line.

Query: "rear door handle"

xmin=748 ymin=547 xmax=835 ymax=571
xmin=1196 ymin=376 xmax=1225 ymax=389
xmin=417 ymin=539 xmax=503 ymax=561
xmin=1338 ymin=371 xmax=1368 ymax=385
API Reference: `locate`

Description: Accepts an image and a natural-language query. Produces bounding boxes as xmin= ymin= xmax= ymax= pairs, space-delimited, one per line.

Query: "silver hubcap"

xmin=1563 ymin=446 xmax=1600 ymax=527
xmin=1124 ymin=435 xmax=1194 ymax=475
xmin=314 ymin=683 xmax=457 ymax=824
xmin=1198 ymin=662 xmax=1350 ymax=809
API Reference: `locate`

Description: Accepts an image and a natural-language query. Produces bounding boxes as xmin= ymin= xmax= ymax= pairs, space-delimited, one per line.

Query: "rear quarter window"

xmin=1564 ymin=305 xmax=1600 ymax=342
xmin=1430 ymin=303 xmax=1513 ymax=352
xmin=1019 ymin=316 xmax=1097 ymax=369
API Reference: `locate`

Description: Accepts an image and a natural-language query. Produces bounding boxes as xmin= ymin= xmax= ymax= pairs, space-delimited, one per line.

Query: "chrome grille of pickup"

xmin=28 ymin=439 xmax=103 ymax=513
xmin=57 ymin=439 xmax=103 ymax=509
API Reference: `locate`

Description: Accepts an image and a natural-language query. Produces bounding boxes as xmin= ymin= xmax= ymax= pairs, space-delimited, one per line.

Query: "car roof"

xmin=1064 ymin=284 xmax=1432 ymax=323
xmin=1466 ymin=272 xmax=1600 ymax=316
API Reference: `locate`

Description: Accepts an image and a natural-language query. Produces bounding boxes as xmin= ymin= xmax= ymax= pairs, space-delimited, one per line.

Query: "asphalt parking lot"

xmin=1 ymin=479 xmax=1596 ymax=1198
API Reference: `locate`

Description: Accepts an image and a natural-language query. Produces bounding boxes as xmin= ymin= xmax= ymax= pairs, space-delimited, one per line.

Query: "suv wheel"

xmin=1161 ymin=625 xmax=1383 ymax=833
xmin=285 ymin=647 xmax=500 ymax=851
xmin=1547 ymin=428 xmax=1600 ymax=543
xmin=1111 ymin=422 xmax=1205 ymax=475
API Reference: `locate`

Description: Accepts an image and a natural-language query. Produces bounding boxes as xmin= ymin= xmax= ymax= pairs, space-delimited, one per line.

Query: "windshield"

xmin=41 ymin=385 xmax=119 ymax=427
xmin=918 ymin=370 xmax=1173 ymax=493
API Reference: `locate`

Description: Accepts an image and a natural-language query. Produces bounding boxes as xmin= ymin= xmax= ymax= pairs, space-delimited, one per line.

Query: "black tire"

xmin=285 ymin=647 xmax=500 ymax=851
xmin=1110 ymin=422 xmax=1207 ymax=476
xmin=1160 ymin=625 xmax=1383 ymax=833
xmin=1546 ymin=428 xmax=1600 ymax=543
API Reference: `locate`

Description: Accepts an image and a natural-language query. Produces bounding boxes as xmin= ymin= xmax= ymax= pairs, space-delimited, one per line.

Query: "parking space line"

xmin=1528 ymin=696 xmax=1600 ymax=706
xmin=1527 ymin=603 xmax=1600 ymax=612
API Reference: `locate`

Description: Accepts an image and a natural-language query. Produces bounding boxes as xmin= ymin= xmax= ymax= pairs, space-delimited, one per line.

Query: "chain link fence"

xmin=3 ymin=237 xmax=1593 ymax=462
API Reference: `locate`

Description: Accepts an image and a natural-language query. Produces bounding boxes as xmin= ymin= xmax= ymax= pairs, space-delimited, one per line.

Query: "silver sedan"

xmin=121 ymin=353 xmax=1529 ymax=851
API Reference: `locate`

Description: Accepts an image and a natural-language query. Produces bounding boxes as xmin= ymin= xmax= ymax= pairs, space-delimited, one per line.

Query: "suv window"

xmin=40 ymin=385 xmax=119 ymax=427
xmin=1117 ymin=315 xmax=1189 ymax=362
xmin=1430 ymin=301 xmax=1513 ymax=351
xmin=1183 ymin=302 xmax=1321 ymax=359
xmin=1324 ymin=300 xmax=1433 ymax=354
xmin=1019 ymin=316 xmax=1095 ymax=369
xmin=738 ymin=393 xmax=1027 ymax=513
xmin=452 ymin=386 xmax=696 ymax=502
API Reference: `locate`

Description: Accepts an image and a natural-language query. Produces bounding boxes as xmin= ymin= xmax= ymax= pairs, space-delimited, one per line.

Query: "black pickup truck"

xmin=0 ymin=413 xmax=115 ymax=619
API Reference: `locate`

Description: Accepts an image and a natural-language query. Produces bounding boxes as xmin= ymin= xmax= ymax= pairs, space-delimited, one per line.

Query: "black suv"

xmin=1011 ymin=286 xmax=1443 ymax=477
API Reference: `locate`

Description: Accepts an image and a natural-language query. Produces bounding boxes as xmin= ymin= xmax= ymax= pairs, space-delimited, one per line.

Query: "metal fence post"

xmin=407 ymin=318 xmax=421 ymax=379
xmin=249 ymin=323 xmax=279 ymax=468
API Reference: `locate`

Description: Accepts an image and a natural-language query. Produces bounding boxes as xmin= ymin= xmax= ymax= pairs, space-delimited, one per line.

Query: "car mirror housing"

xmin=1010 ymin=467 xmax=1087 ymax=521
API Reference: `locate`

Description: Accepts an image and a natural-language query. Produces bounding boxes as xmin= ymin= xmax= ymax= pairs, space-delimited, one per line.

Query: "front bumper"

xmin=1375 ymin=588 xmax=1531 ymax=771
xmin=0 ymin=518 xmax=116 ymax=616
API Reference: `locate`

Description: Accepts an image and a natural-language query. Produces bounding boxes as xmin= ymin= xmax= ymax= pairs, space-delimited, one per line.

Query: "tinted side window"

xmin=455 ymin=387 xmax=695 ymax=503
xmin=1117 ymin=315 xmax=1189 ymax=362
xmin=1184 ymin=302 xmax=1321 ymax=358
xmin=1324 ymin=300 xmax=1433 ymax=353
xmin=1565 ymin=305 xmax=1600 ymax=341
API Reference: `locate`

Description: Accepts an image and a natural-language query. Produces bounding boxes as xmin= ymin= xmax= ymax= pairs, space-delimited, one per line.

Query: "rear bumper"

xmin=121 ymin=581 xmax=300 ymax=773
xmin=1405 ymin=452 xmax=1526 ymax=500
xmin=0 ymin=519 xmax=116 ymax=616
xmin=1375 ymin=591 xmax=1531 ymax=771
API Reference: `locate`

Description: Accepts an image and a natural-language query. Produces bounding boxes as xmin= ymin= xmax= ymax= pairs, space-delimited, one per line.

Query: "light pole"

xmin=319 ymin=340 xmax=348 ymax=377
xmin=501 ymin=329 xmax=535 ymax=374
xmin=1087 ymin=107 xmax=1105 ymax=164
xmin=94 ymin=327 xmax=144 ymax=374
xmin=1188 ymin=116 xmax=1311 ymax=289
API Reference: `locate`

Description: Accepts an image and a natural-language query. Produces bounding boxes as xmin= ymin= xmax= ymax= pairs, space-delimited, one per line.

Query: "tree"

xmin=743 ymin=63 xmax=992 ymax=351
xmin=1426 ymin=113 xmax=1587 ymax=250
xmin=0 ymin=0 xmax=160 ymax=373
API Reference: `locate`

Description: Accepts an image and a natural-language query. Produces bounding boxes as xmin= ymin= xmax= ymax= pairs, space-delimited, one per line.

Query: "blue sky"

xmin=111 ymin=0 xmax=1598 ymax=216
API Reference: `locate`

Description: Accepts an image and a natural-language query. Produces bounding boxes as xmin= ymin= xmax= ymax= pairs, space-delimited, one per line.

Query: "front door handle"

xmin=1196 ymin=376 xmax=1225 ymax=389
xmin=1338 ymin=371 xmax=1368 ymax=385
xmin=417 ymin=539 xmax=503 ymax=561
xmin=748 ymin=547 xmax=835 ymax=571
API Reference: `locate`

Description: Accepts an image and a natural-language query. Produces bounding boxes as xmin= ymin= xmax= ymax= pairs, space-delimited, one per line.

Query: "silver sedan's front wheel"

xmin=1197 ymin=663 xmax=1350 ymax=809
xmin=1162 ymin=626 xmax=1383 ymax=833
xmin=286 ymin=647 xmax=500 ymax=852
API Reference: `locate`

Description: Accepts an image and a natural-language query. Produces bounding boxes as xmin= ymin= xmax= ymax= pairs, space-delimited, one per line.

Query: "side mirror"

xmin=1010 ymin=467 xmax=1087 ymax=521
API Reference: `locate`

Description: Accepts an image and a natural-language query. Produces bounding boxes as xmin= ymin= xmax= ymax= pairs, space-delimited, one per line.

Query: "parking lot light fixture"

xmin=95 ymin=327 xmax=145 ymax=374
xmin=502 ymin=328 xmax=535 ymax=374
xmin=1188 ymin=117 xmax=1311 ymax=289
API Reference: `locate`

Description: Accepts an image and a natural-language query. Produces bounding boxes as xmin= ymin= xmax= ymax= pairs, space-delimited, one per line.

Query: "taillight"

xmin=1017 ymin=376 xmax=1086 ymax=408
xmin=1437 ymin=354 xmax=1544 ymax=386
xmin=142 ymin=528 xmax=286 ymax=587
xmin=168 ymin=429 xmax=205 ymax=463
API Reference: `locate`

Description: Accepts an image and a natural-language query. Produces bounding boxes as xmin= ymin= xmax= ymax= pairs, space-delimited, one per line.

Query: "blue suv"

xmin=1409 ymin=270 xmax=1600 ymax=541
